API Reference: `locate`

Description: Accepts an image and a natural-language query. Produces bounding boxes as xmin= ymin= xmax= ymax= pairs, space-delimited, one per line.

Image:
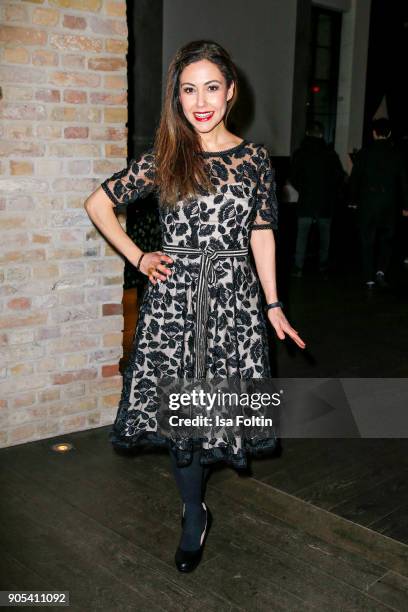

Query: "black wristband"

xmin=264 ymin=301 xmax=283 ymax=311
xmin=136 ymin=252 xmax=145 ymax=271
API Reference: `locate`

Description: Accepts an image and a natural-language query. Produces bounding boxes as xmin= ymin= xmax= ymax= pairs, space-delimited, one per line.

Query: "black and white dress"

xmin=101 ymin=139 xmax=279 ymax=468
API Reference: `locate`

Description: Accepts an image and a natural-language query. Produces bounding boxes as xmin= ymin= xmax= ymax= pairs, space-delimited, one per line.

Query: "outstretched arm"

xmin=251 ymin=229 xmax=305 ymax=349
xmin=250 ymin=147 xmax=305 ymax=349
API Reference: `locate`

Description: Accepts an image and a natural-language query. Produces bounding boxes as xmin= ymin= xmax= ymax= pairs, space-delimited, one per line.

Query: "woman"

xmin=85 ymin=40 xmax=306 ymax=573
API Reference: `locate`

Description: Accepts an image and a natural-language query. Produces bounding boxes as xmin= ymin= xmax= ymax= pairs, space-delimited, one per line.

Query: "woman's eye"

xmin=182 ymin=85 xmax=219 ymax=94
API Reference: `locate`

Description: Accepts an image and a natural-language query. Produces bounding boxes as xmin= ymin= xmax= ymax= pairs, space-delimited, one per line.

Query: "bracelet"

xmin=264 ymin=301 xmax=283 ymax=311
xmin=135 ymin=252 xmax=145 ymax=271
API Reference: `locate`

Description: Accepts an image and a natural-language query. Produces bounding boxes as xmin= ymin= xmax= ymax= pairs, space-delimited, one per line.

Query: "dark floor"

xmin=1 ymin=429 xmax=408 ymax=611
xmin=274 ymin=267 xmax=408 ymax=378
xmin=1 ymin=268 xmax=408 ymax=610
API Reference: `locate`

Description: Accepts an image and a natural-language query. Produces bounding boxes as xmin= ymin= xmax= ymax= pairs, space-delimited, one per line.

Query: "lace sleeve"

xmin=101 ymin=150 xmax=156 ymax=207
xmin=251 ymin=146 xmax=278 ymax=231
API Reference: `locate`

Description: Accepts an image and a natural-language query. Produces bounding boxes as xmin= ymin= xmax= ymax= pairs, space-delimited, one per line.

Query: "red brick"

xmin=90 ymin=126 xmax=127 ymax=141
xmin=1 ymin=104 xmax=46 ymax=121
xmin=50 ymin=33 xmax=103 ymax=53
xmin=0 ymin=66 xmax=46 ymax=84
xmin=0 ymin=313 xmax=47 ymax=329
xmin=0 ymin=26 xmax=47 ymax=46
xmin=7 ymin=297 xmax=31 ymax=310
xmin=4 ymin=48 xmax=30 ymax=64
xmin=10 ymin=161 xmax=33 ymax=176
xmin=61 ymin=54 xmax=86 ymax=69
xmin=102 ymin=364 xmax=120 ymax=377
xmin=63 ymin=15 xmax=87 ymax=29
xmin=32 ymin=7 xmax=59 ymax=26
xmin=36 ymin=327 xmax=61 ymax=341
xmin=104 ymin=74 xmax=126 ymax=89
xmin=49 ymin=0 xmax=102 ymax=11
xmin=102 ymin=303 xmax=123 ymax=316
xmin=52 ymin=368 xmax=98 ymax=385
xmin=105 ymin=143 xmax=126 ymax=157
xmin=50 ymin=71 xmax=101 ymax=87
xmin=35 ymin=89 xmax=61 ymax=103
xmin=61 ymin=415 xmax=86 ymax=430
xmin=39 ymin=389 xmax=60 ymax=402
xmin=1 ymin=248 xmax=46 ymax=264
xmin=11 ymin=393 xmax=36 ymax=409
xmin=6 ymin=125 xmax=33 ymax=140
xmin=9 ymin=424 xmax=38 ymax=444
xmin=32 ymin=49 xmax=58 ymax=66
xmin=32 ymin=234 xmax=52 ymax=244
xmin=105 ymin=39 xmax=127 ymax=54
xmin=106 ymin=2 xmax=126 ymax=17
xmin=0 ymin=142 xmax=46 ymax=158
xmin=102 ymin=393 xmax=119 ymax=408
xmin=90 ymin=92 xmax=126 ymax=105
xmin=104 ymin=107 xmax=127 ymax=123
xmin=36 ymin=125 xmax=62 ymax=139
xmin=89 ymin=16 xmax=127 ymax=36
xmin=88 ymin=57 xmax=126 ymax=71
xmin=64 ymin=127 xmax=89 ymax=139
xmin=4 ymin=5 xmax=28 ymax=22
xmin=63 ymin=89 xmax=87 ymax=104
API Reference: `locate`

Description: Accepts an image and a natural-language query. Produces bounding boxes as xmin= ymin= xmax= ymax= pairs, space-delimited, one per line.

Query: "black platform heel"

xmin=175 ymin=502 xmax=212 ymax=573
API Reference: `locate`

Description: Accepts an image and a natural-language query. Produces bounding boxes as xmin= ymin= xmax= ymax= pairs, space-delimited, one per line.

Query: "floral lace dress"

xmin=101 ymin=139 xmax=279 ymax=468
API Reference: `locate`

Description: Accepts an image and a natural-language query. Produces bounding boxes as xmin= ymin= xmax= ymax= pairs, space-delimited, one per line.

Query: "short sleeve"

xmin=251 ymin=146 xmax=278 ymax=231
xmin=100 ymin=150 xmax=156 ymax=207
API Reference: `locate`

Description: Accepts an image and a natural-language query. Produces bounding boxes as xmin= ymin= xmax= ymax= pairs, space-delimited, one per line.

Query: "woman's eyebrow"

xmin=180 ymin=80 xmax=222 ymax=86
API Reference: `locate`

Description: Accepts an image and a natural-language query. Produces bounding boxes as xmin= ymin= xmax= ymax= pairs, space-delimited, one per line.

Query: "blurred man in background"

xmin=290 ymin=121 xmax=345 ymax=279
xmin=350 ymin=118 xmax=408 ymax=289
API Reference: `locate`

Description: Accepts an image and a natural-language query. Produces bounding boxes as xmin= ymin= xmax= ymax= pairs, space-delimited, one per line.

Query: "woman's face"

xmin=178 ymin=59 xmax=234 ymax=135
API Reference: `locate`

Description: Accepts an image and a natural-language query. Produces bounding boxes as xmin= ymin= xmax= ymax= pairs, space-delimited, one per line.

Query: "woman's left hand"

xmin=267 ymin=307 xmax=306 ymax=349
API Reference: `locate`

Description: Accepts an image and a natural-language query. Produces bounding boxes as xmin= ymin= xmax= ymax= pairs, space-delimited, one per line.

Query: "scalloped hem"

xmin=108 ymin=426 xmax=280 ymax=469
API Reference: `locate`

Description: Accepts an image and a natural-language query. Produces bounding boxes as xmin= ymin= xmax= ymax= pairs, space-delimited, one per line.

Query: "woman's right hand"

xmin=137 ymin=251 xmax=174 ymax=285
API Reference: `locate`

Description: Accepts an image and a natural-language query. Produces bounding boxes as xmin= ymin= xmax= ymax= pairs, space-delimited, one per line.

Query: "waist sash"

xmin=163 ymin=244 xmax=249 ymax=379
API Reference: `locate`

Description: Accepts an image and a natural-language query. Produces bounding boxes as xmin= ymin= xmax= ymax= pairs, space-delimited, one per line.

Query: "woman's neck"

xmin=199 ymin=127 xmax=240 ymax=152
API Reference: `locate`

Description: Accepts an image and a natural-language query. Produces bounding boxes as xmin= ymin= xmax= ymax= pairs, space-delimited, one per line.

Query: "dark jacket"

xmin=349 ymin=139 xmax=408 ymax=225
xmin=289 ymin=136 xmax=345 ymax=218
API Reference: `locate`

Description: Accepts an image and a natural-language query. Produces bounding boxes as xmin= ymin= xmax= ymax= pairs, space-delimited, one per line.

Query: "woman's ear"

xmin=227 ymin=81 xmax=235 ymax=102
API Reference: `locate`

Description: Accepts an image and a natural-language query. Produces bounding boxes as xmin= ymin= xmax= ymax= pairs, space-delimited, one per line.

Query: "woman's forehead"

xmin=180 ymin=59 xmax=224 ymax=84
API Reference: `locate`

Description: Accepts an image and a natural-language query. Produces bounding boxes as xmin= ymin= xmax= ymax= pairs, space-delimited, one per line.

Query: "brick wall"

xmin=0 ymin=0 xmax=128 ymax=447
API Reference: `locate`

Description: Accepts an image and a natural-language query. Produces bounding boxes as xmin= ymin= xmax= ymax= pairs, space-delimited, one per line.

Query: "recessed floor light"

xmin=51 ymin=442 xmax=74 ymax=453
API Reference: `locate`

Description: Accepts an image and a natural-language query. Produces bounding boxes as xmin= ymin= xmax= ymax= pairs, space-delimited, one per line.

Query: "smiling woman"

xmin=84 ymin=39 xmax=305 ymax=573
xmin=151 ymin=42 xmax=241 ymax=208
xmin=179 ymin=66 xmax=233 ymax=129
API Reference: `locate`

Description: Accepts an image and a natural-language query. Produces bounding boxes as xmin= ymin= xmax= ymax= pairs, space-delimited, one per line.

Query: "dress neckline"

xmin=199 ymin=139 xmax=248 ymax=157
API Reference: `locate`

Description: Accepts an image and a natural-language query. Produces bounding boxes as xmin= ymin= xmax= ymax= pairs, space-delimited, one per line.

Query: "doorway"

xmin=307 ymin=6 xmax=342 ymax=146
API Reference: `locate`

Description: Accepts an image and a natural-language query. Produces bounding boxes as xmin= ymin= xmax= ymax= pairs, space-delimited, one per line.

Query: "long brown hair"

xmin=153 ymin=40 xmax=239 ymax=208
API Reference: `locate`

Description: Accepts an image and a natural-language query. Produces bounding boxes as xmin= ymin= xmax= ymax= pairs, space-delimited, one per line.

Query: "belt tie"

xmin=163 ymin=244 xmax=248 ymax=379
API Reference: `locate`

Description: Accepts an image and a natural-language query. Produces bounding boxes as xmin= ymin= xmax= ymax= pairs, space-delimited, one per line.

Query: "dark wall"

xmin=291 ymin=0 xmax=312 ymax=152
xmin=364 ymin=0 xmax=408 ymax=143
xmin=124 ymin=1 xmax=164 ymax=291
xmin=127 ymin=0 xmax=163 ymax=158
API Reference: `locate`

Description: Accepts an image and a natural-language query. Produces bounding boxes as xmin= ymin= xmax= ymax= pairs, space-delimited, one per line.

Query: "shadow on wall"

xmin=228 ymin=67 xmax=256 ymax=136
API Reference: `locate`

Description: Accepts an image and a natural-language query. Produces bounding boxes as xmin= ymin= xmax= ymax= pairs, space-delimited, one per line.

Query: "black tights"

xmin=169 ymin=448 xmax=211 ymax=550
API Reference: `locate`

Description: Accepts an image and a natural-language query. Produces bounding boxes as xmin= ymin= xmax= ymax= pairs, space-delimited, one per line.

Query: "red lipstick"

xmin=193 ymin=111 xmax=214 ymax=122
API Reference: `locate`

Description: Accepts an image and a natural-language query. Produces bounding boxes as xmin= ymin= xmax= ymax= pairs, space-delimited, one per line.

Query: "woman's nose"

xmin=196 ymin=90 xmax=207 ymax=107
